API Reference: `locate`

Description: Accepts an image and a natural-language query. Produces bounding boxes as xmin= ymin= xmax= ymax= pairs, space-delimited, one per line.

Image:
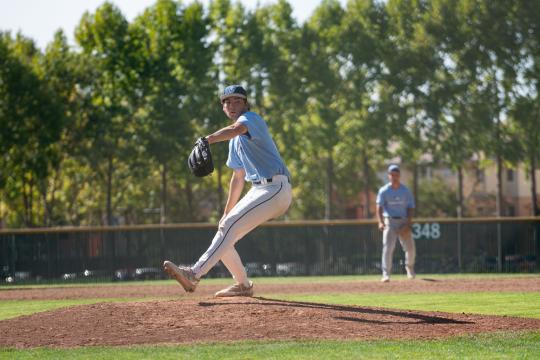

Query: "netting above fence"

xmin=1 ymin=217 xmax=539 ymax=284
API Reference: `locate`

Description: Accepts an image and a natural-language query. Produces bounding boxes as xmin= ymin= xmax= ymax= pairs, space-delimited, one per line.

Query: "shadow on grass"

xmin=199 ymin=297 xmax=473 ymax=325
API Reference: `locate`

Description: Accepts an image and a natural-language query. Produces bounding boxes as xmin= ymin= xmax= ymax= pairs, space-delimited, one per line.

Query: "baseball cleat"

xmin=163 ymin=261 xmax=199 ymax=293
xmin=380 ymin=275 xmax=390 ymax=283
xmin=406 ymin=267 xmax=416 ymax=279
xmin=214 ymin=281 xmax=254 ymax=297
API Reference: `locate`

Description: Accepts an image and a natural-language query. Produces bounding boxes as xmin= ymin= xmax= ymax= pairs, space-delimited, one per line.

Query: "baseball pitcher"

xmin=164 ymin=85 xmax=292 ymax=297
xmin=376 ymin=164 xmax=416 ymax=282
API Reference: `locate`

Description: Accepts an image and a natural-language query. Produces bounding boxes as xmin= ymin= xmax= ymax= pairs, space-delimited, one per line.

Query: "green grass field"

xmin=1 ymin=274 xmax=539 ymax=359
xmin=2 ymin=273 xmax=538 ymax=289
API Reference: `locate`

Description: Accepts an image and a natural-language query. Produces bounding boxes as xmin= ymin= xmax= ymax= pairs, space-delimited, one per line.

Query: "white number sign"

xmin=411 ymin=223 xmax=441 ymax=240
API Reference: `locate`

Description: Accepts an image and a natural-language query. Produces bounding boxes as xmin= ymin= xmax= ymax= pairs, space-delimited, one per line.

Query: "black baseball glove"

xmin=188 ymin=137 xmax=214 ymax=177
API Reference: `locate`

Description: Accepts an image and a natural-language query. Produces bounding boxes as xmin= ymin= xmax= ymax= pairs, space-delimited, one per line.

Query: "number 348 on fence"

xmin=411 ymin=223 xmax=441 ymax=240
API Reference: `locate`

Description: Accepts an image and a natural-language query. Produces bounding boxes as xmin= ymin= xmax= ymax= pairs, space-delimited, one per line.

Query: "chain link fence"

xmin=1 ymin=217 xmax=538 ymax=284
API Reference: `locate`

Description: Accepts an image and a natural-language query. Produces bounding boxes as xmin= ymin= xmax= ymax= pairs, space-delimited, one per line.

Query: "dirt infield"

xmin=1 ymin=277 xmax=539 ymax=348
xmin=1 ymin=297 xmax=540 ymax=348
xmin=1 ymin=276 xmax=539 ymax=300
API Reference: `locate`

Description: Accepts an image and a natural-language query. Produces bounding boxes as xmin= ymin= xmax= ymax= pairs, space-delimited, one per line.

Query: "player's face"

xmin=388 ymin=171 xmax=400 ymax=184
xmin=222 ymin=97 xmax=247 ymax=121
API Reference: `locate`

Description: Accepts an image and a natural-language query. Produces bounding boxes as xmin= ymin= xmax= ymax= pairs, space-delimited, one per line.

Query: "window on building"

xmin=507 ymin=169 xmax=514 ymax=182
xmin=476 ymin=169 xmax=485 ymax=182
xmin=507 ymin=206 xmax=516 ymax=216
xmin=420 ymin=166 xmax=431 ymax=179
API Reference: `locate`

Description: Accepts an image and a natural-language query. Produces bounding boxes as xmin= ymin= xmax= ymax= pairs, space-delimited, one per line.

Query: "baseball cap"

xmin=388 ymin=164 xmax=400 ymax=173
xmin=220 ymin=85 xmax=247 ymax=102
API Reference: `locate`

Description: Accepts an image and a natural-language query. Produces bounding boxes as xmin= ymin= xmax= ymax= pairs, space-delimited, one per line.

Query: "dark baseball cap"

xmin=220 ymin=85 xmax=247 ymax=102
xmin=388 ymin=164 xmax=400 ymax=173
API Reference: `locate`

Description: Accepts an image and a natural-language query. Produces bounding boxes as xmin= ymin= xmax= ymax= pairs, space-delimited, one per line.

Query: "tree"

xmin=383 ymin=0 xmax=441 ymax=211
xmin=295 ymin=0 xmax=345 ymax=219
xmin=336 ymin=0 xmax=391 ymax=218
xmin=510 ymin=97 xmax=540 ymax=216
xmin=75 ymin=3 xmax=138 ymax=225
xmin=131 ymin=0 xmax=212 ymax=223
xmin=0 ymin=33 xmax=63 ymax=226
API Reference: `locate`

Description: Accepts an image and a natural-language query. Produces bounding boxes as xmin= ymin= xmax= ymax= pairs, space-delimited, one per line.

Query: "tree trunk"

xmin=325 ymin=151 xmax=333 ymax=220
xmin=40 ymin=184 xmax=49 ymax=227
xmin=29 ymin=178 xmax=34 ymax=226
xmin=363 ymin=151 xmax=371 ymax=218
xmin=185 ymin=178 xmax=194 ymax=221
xmin=22 ymin=177 xmax=30 ymax=227
xmin=160 ymin=162 xmax=168 ymax=224
xmin=496 ymin=153 xmax=503 ymax=217
xmin=0 ymin=191 xmax=3 ymax=228
xmin=22 ymin=176 xmax=35 ymax=227
xmin=413 ymin=163 xmax=419 ymax=212
xmin=531 ymin=152 xmax=539 ymax=216
xmin=217 ymin=165 xmax=224 ymax=215
xmin=106 ymin=155 xmax=114 ymax=226
xmin=457 ymin=165 xmax=464 ymax=218
xmin=456 ymin=165 xmax=464 ymax=271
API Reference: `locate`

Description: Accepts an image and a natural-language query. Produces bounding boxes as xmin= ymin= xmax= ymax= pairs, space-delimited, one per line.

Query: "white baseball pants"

xmin=382 ymin=218 xmax=416 ymax=277
xmin=192 ymin=175 xmax=292 ymax=286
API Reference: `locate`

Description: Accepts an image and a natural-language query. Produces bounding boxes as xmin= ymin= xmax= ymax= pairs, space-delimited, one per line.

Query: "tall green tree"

xmin=131 ymin=0 xmax=211 ymax=223
xmin=383 ymin=0 xmax=441 ymax=210
xmin=34 ymin=30 xmax=84 ymax=226
xmin=295 ymin=0 xmax=344 ymax=219
xmin=0 ymin=33 xmax=63 ymax=226
xmin=337 ymin=0 xmax=390 ymax=218
xmin=75 ymin=2 xmax=138 ymax=225
xmin=512 ymin=0 xmax=540 ymax=216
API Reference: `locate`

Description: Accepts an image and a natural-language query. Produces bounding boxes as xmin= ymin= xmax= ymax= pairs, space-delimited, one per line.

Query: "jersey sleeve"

xmin=226 ymin=139 xmax=243 ymax=169
xmin=376 ymin=188 xmax=384 ymax=205
xmin=237 ymin=113 xmax=263 ymax=140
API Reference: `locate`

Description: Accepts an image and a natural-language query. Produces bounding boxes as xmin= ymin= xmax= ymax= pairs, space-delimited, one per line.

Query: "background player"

xmin=376 ymin=164 xmax=416 ymax=282
xmin=163 ymin=85 xmax=292 ymax=297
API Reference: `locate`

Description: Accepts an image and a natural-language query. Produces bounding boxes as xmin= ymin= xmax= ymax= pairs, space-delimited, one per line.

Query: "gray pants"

xmin=382 ymin=218 xmax=416 ymax=277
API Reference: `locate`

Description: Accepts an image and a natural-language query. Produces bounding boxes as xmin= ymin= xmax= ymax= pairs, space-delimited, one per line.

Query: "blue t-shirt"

xmin=226 ymin=111 xmax=290 ymax=182
xmin=376 ymin=183 xmax=415 ymax=218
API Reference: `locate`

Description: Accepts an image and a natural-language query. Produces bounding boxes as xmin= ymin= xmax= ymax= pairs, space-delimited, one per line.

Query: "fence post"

xmin=497 ymin=221 xmax=502 ymax=272
xmin=9 ymin=234 xmax=18 ymax=278
xmin=457 ymin=221 xmax=462 ymax=272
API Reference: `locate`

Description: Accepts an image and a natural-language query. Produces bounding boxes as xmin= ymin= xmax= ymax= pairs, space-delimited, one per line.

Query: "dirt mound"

xmin=1 ymin=297 xmax=540 ymax=348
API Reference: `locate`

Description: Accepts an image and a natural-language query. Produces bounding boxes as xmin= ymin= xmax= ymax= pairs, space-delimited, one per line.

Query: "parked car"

xmin=276 ymin=262 xmax=306 ymax=276
xmin=82 ymin=269 xmax=111 ymax=281
xmin=245 ymin=262 xmax=273 ymax=277
xmin=113 ymin=268 xmax=134 ymax=281
xmin=133 ymin=267 xmax=164 ymax=280
xmin=5 ymin=271 xmax=32 ymax=284
xmin=61 ymin=272 xmax=78 ymax=281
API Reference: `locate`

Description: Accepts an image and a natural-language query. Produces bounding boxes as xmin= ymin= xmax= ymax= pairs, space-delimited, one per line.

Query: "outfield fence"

xmin=1 ymin=217 xmax=538 ymax=284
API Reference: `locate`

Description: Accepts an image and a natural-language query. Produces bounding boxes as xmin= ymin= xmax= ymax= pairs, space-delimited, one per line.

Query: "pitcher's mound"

xmin=1 ymin=297 xmax=540 ymax=348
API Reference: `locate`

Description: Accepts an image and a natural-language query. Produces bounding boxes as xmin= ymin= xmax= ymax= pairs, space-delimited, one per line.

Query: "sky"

xmin=0 ymin=0 xmax=344 ymax=50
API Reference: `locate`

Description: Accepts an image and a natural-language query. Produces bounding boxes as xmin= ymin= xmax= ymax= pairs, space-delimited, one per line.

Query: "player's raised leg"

xmin=192 ymin=178 xmax=291 ymax=287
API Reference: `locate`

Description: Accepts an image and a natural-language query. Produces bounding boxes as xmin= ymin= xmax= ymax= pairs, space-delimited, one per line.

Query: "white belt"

xmin=253 ymin=175 xmax=290 ymax=185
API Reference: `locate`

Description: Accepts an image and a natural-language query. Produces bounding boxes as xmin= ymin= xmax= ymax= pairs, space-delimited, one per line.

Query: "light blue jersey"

xmin=226 ymin=111 xmax=290 ymax=182
xmin=376 ymin=183 xmax=415 ymax=218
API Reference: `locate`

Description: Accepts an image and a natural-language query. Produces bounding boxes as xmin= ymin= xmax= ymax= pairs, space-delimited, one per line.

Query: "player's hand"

xmin=399 ymin=224 xmax=412 ymax=237
xmin=378 ymin=222 xmax=385 ymax=231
